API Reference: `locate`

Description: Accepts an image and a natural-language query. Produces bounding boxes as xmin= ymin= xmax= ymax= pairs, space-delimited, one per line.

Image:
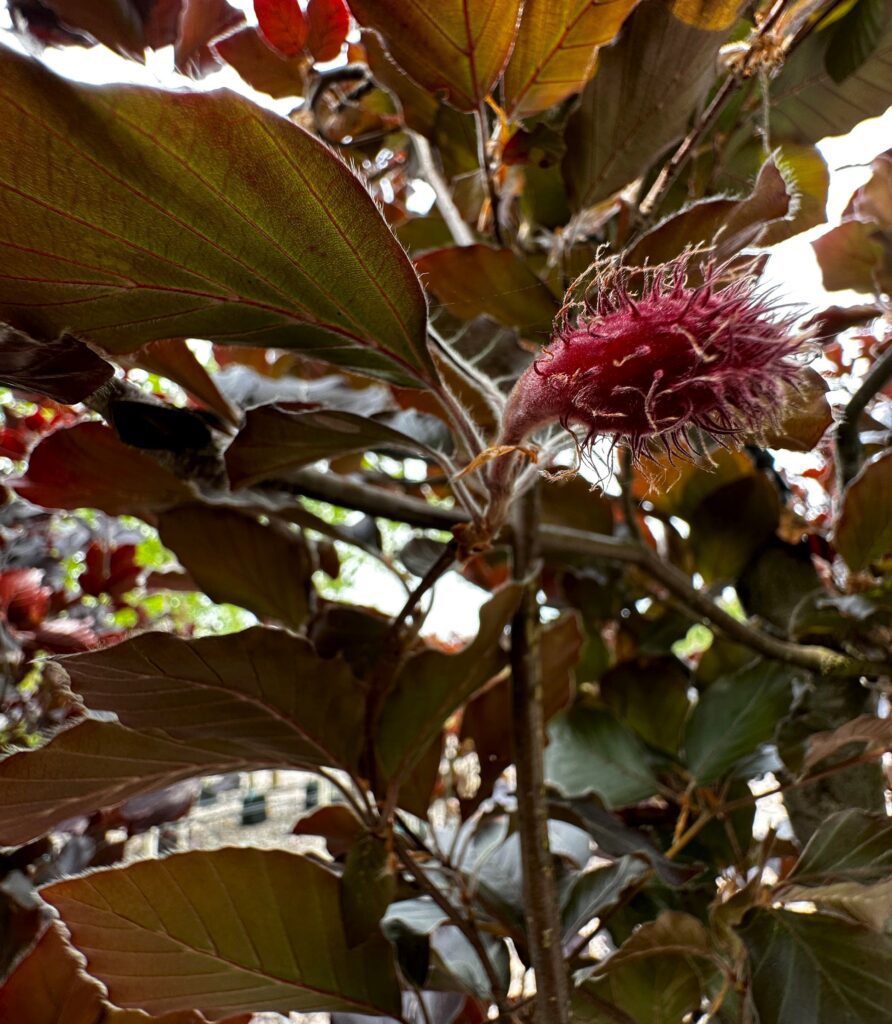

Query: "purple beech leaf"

xmin=0 ymin=626 xmax=368 ymax=844
xmin=347 ymin=0 xmax=523 ymax=112
xmin=0 ymin=46 xmax=432 ymax=388
xmin=41 ymin=849 xmax=402 ymax=1019
xmin=0 ymin=326 xmax=113 ymax=403
xmin=225 ymin=405 xmax=446 ymax=487
xmin=157 ymin=504 xmax=314 ymax=628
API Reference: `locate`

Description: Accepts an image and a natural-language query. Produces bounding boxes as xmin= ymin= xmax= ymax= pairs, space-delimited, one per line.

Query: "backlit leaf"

xmin=254 ymin=0 xmax=307 ymax=57
xmin=562 ymin=0 xmax=730 ymax=209
xmin=214 ymin=26 xmax=307 ymax=98
xmin=14 ymin=423 xmax=194 ymax=516
xmin=306 ymin=0 xmax=350 ymax=62
xmin=415 ymin=245 xmax=559 ymax=338
xmin=769 ymin=12 xmax=892 ymax=144
xmin=502 ymin=0 xmax=639 ymax=119
xmin=347 ymin=0 xmax=523 ymax=111
xmin=0 ymin=47 xmax=432 ymax=387
xmin=42 ymin=848 xmax=402 ymax=1018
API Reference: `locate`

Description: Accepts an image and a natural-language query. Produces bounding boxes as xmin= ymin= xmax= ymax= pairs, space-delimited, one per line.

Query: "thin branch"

xmin=509 ymin=487 xmax=570 ymax=1024
xmin=410 ymin=130 xmax=475 ymax=247
xmin=541 ymin=525 xmax=891 ymax=678
xmin=636 ymin=0 xmax=790 ymax=226
xmin=260 ymin=473 xmax=891 ymax=677
xmin=835 ymin=340 xmax=892 ymax=489
xmin=475 ymin=104 xmax=504 ymax=247
xmin=665 ymin=747 xmax=888 ymax=859
xmin=387 ymin=540 xmax=457 ymax=637
xmin=393 ymin=834 xmax=510 ymax=1015
xmin=618 ymin=448 xmax=642 ymax=542
xmin=270 ymin=469 xmax=463 ymax=530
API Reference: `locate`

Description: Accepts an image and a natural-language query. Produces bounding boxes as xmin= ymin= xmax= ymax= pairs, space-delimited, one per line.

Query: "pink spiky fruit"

xmin=500 ymin=257 xmax=806 ymax=462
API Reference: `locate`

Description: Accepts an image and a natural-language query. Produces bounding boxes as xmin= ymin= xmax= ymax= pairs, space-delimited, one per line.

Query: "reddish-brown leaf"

xmin=0 ymin=921 xmax=218 ymax=1024
xmin=42 ymin=849 xmax=402 ymax=1018
xmin=503 ymin=0 xmax=639 ymax=119
xmin=255 ymin=0 xmax=308 ymax=56
xmin=214 ymin=25 xmax=307 ymax=98
xmin=13 ymin=423 xmax=193 ymax=517
xmin=347 ymin=0 xmax=523 ymax=111
xmin=306 ymin=0 xmax=350 ymax=62
xmin=157 ymin=505 xmax=314 ymax=628
xmin=833 ymin=450 xmax=892 ymax=571
xmin=0 ymin=327 xmax=113 ymax=404
xmin=0 ymin=48 xmax=432 ymax=387
xmin=133 ymin=338 xmax=240 ymax=428
xmin=44 ymin=0 xmax=145 ymax=56
xmin=174 ymin=0 xmax=246 ymax=75
xmin=415 ymin=245 xmax=559 ymax=338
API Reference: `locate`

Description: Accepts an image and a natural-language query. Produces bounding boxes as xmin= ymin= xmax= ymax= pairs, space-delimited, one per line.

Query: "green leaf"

xmin=780 ymin=878 xmax=892 ymax=933
xmin=769 ymin=11 xmax=892 ymax=144
xmin=825 ymin=0 xmax=891 ymax=83
xmin=561 ymin=856 xmax=650 ymax=942
xmin=562 ymin=0 xmax=730 ymax=209
xmin=502 ymin=0 xmax=639 ymax=119
xmin=689 ymin=474 xmax=780 ymax=584
xmin=599 ymin=657 xmax=691 ymax=754
xmin=544 ymin=707 xmax=661 ymax=806
xmin=739 ymin=907 xmax=892 ymax=1024
xmin=376 ymin=584 xmax=522 ymax=785
xmin=0 ymin=47 xmax=431 ymax=387
xmin=225 ymin=406 xmax=445 ymax=488
xmin=414 ymin=245 xmax=559 ymax=338
xmin=787 ymin=809 xmax=892 ymax=885
xmin=347 ymin=0 xmax=522 ymax=112
xmin=42 ymin=848 xmax=402 ymax=1018
xmin=575 ymin=911 xmax=711 ymax=1024
xmin=834 ymin=451 xmax=892 ymax=571
xmin=684 ymin=661 xmax=797 ymax=783
xmin=158 ymin=505 xmax=314 ymax=629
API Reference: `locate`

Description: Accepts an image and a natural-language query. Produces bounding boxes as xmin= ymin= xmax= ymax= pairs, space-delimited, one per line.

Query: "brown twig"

xmin=266 ymin=472 xmax=891 ymax=677
xmin=387 ymin=540 xmax=458 ymax=638
xmin=509 ymin=487 xmax=571 ymax=1024
xmin=636 ymin=0 xmax=790 ymax=226
xmin=475 ymin=104 xmax=504 ymax=247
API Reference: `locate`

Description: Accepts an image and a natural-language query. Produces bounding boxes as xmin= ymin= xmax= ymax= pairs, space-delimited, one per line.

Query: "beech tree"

xmin=1 ymin=1 xmax=892 ymax=1023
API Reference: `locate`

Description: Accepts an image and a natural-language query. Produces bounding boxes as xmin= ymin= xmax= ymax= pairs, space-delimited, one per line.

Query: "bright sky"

xmin=1 ymin=9 xmax=890 ymax=637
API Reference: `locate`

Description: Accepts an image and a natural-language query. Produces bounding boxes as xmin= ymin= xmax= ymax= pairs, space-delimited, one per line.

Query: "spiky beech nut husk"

xmin=500 ymin=256 xmax=806 ymax=462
